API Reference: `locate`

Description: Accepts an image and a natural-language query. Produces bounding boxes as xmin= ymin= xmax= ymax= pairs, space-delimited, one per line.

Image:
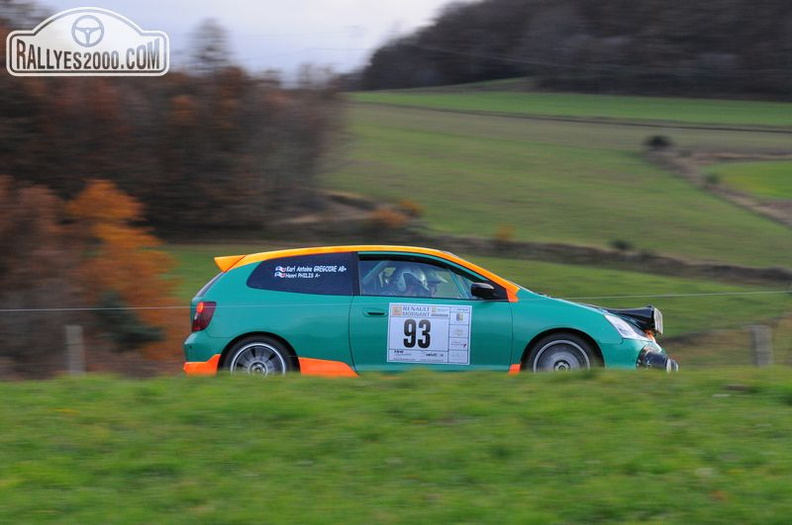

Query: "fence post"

xmin=65 ymin=325 xmax=86 ymax=375
xmin=750 ymin=325 xmax=773 ymax=367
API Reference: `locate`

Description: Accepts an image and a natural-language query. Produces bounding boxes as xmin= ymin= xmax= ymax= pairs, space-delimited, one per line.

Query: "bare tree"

xmin=189 ymin=18 xmax=233 ymax=74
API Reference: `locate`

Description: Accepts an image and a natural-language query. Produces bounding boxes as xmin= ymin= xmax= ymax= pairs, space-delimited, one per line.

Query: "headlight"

xmin=606 ymin=314 xmax=649 ymax=340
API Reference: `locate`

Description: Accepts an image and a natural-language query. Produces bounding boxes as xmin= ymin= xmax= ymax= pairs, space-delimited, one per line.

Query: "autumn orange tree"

xmin=65 ymin=179 xmax=183 ymax=360
xmin=1 ymin=177 xmax=183 ymax=376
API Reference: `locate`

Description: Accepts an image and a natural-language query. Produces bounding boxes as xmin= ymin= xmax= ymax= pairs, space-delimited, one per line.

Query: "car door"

xmin=349 ymin=253 xmax=513 ymax=372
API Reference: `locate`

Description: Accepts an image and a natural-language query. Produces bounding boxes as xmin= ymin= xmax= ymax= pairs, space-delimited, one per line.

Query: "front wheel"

xmin=528 ymin=333 xmax=597 ymax=372
xmin=225 ymin=337 xmax=293 ymax=376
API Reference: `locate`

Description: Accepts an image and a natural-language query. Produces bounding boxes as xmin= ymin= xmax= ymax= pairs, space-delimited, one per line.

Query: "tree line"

xmin=0 ymin=69 xmax=343 ymax=232
xmin=358 ymin=0 xmax=792 ymax=99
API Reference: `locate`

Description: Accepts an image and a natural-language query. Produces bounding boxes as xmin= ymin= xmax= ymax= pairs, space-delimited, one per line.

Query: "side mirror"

xmin=471 ymin=282 xmax=496 ymax=300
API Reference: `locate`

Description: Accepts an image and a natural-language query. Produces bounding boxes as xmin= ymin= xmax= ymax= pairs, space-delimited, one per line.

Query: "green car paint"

xmin=183 ymin=246 xmax=675 ymax=375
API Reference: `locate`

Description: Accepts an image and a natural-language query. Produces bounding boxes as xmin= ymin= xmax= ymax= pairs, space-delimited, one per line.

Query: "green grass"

xmin=350 ymin=91 xmax=792 ymax=128
xmin=703 ymin=161 xmax=792 ymax=199
xmin=167 ymin=244 xmax=263 ymax=300
xmin=2 ymin=371 xmax=792 ymax=523
xmin=326 ymin=103 xmax=791 ymax=267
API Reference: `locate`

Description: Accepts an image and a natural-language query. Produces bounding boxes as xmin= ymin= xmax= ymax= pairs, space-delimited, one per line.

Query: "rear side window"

xmin=247 ymin=252 xmax=355 ymax=296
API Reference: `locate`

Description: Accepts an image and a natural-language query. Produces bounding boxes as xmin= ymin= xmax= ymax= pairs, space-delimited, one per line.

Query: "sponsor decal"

xmin=273 ymin=262 xmax=349 ymax=279
xmin=6 ymin=7 xmax=169 ymax=76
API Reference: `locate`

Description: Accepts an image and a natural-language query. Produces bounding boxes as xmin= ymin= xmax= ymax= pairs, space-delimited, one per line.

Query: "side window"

xmin=359 ymin=257 xmax=491 ymax=300
xmin=247 ymin=252 xmax=355 ymax=295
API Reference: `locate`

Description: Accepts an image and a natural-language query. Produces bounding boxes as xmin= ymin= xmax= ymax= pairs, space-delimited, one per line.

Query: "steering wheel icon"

xmin=72 ymin=15 xmax=105 ymax=48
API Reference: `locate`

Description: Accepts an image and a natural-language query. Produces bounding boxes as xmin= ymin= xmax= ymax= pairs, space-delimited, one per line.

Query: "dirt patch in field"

xmin=646 ymin=149 xmax=792 ymax=227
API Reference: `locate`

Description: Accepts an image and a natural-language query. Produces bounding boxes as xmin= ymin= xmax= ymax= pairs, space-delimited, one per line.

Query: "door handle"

xmin=363 ymin=308 xmax=386 ymax=317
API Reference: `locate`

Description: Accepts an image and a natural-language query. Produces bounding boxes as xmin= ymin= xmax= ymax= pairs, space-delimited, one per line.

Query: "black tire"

xmin=528 ymin=333 xmax=596 ymax=372
xmin=225 ymin=336 xmax=293 ymax=376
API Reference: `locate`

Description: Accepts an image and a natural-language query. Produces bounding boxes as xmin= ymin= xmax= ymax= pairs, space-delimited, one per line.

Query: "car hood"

xmin=518 ymin=287 xmax=662 ymax=335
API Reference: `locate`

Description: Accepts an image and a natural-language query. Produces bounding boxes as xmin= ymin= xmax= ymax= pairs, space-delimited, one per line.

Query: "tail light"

xmin=192 ymin=301 xmax=216 ymax=332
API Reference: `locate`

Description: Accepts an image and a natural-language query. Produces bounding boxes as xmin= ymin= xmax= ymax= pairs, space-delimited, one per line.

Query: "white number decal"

xmin=387 ymin=303 xmax=471 ymax=365
xmin=403 ymin=319 xmax=431 ymax=349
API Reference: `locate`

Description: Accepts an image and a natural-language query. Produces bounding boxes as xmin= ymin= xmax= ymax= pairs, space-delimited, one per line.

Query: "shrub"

xmin=398 ymin=199 xmax=424 ymax=218
xmin=644 ymin=135 xmax=673 ymax=150
xmin=494 ymin=224 xmax=516 ymax=244
xmin=370 ymin=207 xmax=410 ymax=230
xmin=609 ymin=239 xmax=634 ymax=252
xmin=704 ymin=173 xmax=722 ymax=187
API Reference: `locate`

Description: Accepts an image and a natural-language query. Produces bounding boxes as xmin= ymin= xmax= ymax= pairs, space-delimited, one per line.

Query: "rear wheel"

xmin=528 ymin=333 xmax=596 ymax=372
xmin=225 ymin=336 xmax=293 ymax=376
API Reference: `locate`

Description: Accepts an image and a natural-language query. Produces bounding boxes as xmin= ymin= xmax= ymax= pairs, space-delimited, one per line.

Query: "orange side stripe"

xmin=183 ymin=354 xmax=221 ymax=375
xmin=508 ymin=363 xmax=521 ymax=375
xmin=298 ymin=357 xmax=358 ymax=377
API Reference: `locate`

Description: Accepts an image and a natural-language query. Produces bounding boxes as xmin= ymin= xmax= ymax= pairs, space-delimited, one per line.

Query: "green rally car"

xmin=183 ymin=245 xmax=678 ymax=376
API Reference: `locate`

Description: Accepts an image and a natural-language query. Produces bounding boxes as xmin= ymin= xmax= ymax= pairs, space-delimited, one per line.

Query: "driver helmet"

xmin=394 ymin=265 xmax=428 ymax=294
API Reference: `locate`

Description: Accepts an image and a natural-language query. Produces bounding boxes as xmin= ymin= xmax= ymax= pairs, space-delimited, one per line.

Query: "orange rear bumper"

xmin=183 ymin=354 xmax=221 ymax=375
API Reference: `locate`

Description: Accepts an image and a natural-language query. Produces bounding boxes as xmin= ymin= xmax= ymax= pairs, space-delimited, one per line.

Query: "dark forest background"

xmin=357 ymin=0 xmax=792 ymax=99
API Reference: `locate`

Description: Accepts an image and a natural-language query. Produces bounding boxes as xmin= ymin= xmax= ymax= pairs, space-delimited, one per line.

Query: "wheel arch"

xmin=219 ymin=332 xmax=301 ymax=372
xmin=520 ymin=328 xmax=604 ymax=370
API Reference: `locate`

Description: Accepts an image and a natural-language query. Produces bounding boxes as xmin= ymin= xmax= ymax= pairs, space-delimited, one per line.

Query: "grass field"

xmin=166 ymin=243 xmax=272 ymax=300
xmin=326 ymin=102 xmax=791 ymax=268
xmin=350 ymin=90 xmax=792 ymax=128
xmin=2 ymin=370 xmax=792 ymax=523
xmin=702 ymin=161 xmax=792 ymax=199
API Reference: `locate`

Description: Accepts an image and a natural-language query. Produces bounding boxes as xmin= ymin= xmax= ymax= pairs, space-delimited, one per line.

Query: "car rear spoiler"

xmin=214 ymin=255 xmax=246 ymax=272
xmin=606 ymin=306 xmax=664 ymax=335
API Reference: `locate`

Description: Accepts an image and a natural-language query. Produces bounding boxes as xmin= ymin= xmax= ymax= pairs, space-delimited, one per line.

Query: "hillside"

xmin=331 ymin=91 xmax=791 ymax=269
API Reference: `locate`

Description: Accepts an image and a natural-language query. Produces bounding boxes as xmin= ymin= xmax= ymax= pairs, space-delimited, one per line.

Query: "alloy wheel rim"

xmin=533 ymin=340 xmax=590 ymax=372
xmin=229 ymin=343 xmax=287 ymax=376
